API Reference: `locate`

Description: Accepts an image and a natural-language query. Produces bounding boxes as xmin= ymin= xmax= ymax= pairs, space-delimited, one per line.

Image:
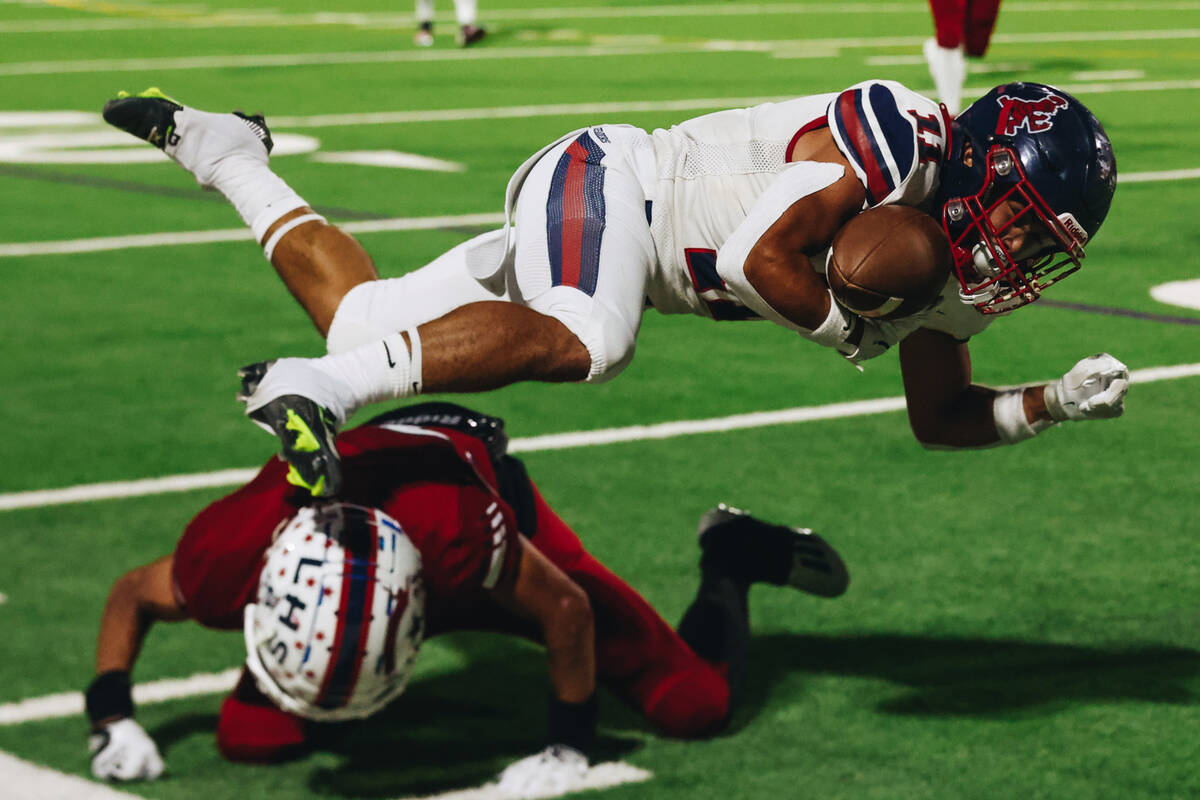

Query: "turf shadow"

xmin=304 ymin=635 xmax=644 ymax=798
xmin=735 ymin=632 xmax=1200 ymax=720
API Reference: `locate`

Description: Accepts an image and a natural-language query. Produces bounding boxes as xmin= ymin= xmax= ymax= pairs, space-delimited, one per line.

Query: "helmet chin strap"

xmin=958 ymin=242 xmax=1007 ymax=305
xmin=971 ymin=241 xmax=1004 ymax=277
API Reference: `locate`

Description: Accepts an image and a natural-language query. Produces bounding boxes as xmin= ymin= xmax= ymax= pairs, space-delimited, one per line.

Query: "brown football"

xmin=826 ymin=205 xmax=952 ymax=320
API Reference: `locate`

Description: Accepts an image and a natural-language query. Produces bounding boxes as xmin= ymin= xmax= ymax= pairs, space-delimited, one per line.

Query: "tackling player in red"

xmin=85 ymin=402 xmax=848 ymax=792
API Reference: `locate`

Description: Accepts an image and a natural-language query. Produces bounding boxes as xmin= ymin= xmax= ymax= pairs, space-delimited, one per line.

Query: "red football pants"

xmin=524 ymin=482 xmax=730 ymax=738
xmin=929 ymin=0 xmax=1002 ymax=56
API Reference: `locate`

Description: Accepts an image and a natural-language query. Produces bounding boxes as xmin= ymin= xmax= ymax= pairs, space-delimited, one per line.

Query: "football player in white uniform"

xmin=103 ymin=81 xmax=1127 ymax=496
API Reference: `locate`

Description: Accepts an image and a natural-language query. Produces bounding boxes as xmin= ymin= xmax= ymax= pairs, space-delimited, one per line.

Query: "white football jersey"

xmin=643 ymin=80 xmax=977 ymax=337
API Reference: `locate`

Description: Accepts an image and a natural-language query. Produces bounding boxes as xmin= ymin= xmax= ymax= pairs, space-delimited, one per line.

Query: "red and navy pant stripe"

xmin=546 ymin=131 xmax=607 ymax=297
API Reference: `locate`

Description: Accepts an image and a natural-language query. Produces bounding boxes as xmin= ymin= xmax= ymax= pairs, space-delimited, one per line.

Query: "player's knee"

xmin=325 ymin=281 xmax=394 ymax=354
xmin=642 ymin=663 xmax=730 ymax=738
xmin=216 ymin=693 xmax=308 ymax=763
xmin=532 ymin=293 xmax=637 ymax=383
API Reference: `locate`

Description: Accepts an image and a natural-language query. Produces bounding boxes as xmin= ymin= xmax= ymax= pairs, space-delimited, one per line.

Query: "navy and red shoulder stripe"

xmin=829 ymin=83 xmax=918 ymax=206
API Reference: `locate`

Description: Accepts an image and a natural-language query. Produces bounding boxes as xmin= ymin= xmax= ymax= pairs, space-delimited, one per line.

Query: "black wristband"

xmin=547 ymin=692 xmax=596 ymax=754
xmin=85 ymin=670 xmax=133 ymax=726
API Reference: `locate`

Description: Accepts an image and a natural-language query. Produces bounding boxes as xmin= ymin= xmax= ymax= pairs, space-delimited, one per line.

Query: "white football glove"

xmin=799 ymin=296 xmax=892 ymax=365
xmin=88 ymin=718 xmax=164 ymax=782
xmin=1044 ymin=353 xmax=1129 ymax=422
xmin=495 ymin=745 xmax=588 ymax=799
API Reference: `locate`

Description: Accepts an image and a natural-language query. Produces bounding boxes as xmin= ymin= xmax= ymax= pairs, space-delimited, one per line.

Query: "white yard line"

xmin=0 ymin=669 xmax=242 ymax=725
xmin=0 ymin=163 xmax=1191 ymax=260
xmin=0 ymin=212 xmax=507 ymax=258
xmin=1118 ymin=167 xmax=1200 ymax=183
xmin=3 ymin=2 xmax=1200 ymax=33
xmin=395 ymin=763 xmax=653 ymax=800
xmin=1 ymin=362 xmax=1197 ymax=514
xmin=1 ymin=30 xmax=1198 ymax=75
xmin=0 ymin=751 xmax=146 ymax=800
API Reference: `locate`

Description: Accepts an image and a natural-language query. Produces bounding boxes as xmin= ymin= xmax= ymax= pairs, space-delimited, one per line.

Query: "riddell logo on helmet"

xmin=1058 ymin=213 xmax=1089 ymax=245
xmin=995 ymin=92 xmax=1069 ymax=136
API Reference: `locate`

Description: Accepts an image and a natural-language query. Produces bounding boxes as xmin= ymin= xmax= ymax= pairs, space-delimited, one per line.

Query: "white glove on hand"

xmin=88 ymin=718 xmax=164 ymax=782
xmin=495 ymin=745 xmax=588 ymax=799
xmin=799 ymin=295 xmax=892 ymax=365
xmin=1044 ymin=353 xmax=1129 ymax=421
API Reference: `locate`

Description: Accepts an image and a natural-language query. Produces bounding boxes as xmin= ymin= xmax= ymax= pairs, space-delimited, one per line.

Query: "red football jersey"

xmin=172 ymin=424 xmax=522 ymax=635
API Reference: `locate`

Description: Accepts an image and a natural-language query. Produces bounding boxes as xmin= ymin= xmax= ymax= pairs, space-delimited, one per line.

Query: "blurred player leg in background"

xmin=924 ymin=0 xmax=1002 ymax=114
xmin=414 ymin=0 xmax=435 ymax=46
xmin=455 ymin=0 xmax=486 ymax=46
xmin=414 ymin=0 xmax=486 ymax=47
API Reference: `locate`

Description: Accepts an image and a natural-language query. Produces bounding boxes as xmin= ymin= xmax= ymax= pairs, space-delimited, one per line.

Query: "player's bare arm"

xmin=741 ymin=129 xmax=867 ymax=330
xmin=87 ymin=554 xmax=186 ymax=781
xmin=899 ymin=328 xmax=1129 ymax=449
xmin=490 ymin=536 xmax=596 ymax=705
xmin=485 ymin=533 xmax=597 ymax=786
xmin=95 ymin=555 xmax=189 ymax=678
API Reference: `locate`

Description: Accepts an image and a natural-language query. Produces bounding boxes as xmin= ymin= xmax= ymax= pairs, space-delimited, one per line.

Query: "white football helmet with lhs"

xmin=243 ymin=503 xmax=425 ymax=721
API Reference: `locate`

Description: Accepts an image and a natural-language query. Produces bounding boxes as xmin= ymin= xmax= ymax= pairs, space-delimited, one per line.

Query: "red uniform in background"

xmin=924 ymin=0 xmax=1002 ymax=114
xmin=929 ymin=0 xmax=1002 ymax=56
xmin=172 ymin=419 xmax=729 ymax=762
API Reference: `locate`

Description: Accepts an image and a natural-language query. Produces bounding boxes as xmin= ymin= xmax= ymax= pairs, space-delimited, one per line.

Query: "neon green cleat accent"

xmin=286 ymin=464 xmax=325 ymax=496
xmin=114 ymin=87 xmax=179 ymax=102
xmin=284 ymin=408 xmax=321 ymax=453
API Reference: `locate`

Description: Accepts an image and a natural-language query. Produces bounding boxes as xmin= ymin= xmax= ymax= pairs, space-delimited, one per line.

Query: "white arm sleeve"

xmin=715 ymin=161 xmax=846 ymax=332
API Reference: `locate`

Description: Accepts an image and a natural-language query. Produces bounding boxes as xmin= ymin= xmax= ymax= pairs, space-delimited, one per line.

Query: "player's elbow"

xmin=549 ymin=583 xmax=594 ymax=645
xmin=107 ymin=565 xmax=148 ymax=608
xmin=910 ymin=422 xmax=946 ymax=450
xmin=907 ymin=411 xmax=961 ymax=450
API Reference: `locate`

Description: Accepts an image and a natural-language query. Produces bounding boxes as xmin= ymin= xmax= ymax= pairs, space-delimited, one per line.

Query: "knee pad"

xmin=641 ymin=663 xmax=730 ymax=739
xmin=216 ymin=693 xmax=308 ymax=763
xmin=325 ymin=281 xmax=395 ymax=355
xmin=529 ymin=287 xmax=637 ymax=383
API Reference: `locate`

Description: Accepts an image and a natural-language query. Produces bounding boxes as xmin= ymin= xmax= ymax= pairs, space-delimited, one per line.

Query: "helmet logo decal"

xmin=1057 ymin=212 xmax=1090 ymax=246
xmin=995 ymin=91 xmax=1069 ymax=136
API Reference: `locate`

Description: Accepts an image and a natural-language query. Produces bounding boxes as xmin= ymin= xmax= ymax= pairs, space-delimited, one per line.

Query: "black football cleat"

xmin=458 ymin=24 xmax=486 ymax=46
xmin=101 ymin=87 xmax=183 ymax=150
xmin=102 ymin=87 xmax=274 ymax=155
xmin=698 ymin=504 xmax=849 ymax=597
xmin=240 ymin=363 xmax=343 ymax=498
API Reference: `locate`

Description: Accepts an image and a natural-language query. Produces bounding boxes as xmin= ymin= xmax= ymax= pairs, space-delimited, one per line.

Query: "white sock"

xmin=207 ymin=156 xmax=309 ymax=242
xmin=923 ymin=37 xmax=966 ymax=116
xmin=309 ymin=329 xmax=424 ymax=414
xmin=415 ymin=0 xmax=435 ymax=24
xmin=454 ymin=0 xmax=476 ymax=26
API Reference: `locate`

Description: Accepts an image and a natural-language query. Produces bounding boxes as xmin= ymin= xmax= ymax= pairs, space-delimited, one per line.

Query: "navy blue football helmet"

xmin=934 ymin=82 xmax=1117 ymax=313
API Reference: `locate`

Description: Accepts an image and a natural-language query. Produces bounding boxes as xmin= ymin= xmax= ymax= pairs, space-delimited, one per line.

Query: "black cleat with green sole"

xmin=239 ymin=363 xmax=343 ymax=498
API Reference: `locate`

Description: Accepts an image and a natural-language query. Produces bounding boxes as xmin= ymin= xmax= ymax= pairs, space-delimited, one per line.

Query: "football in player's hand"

xmin=826 ymin=205 xmax=952 ymax=320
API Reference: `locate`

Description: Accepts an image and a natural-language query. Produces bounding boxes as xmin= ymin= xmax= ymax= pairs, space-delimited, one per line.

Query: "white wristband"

xmin=261 ymin=213 xmax=326 ymax=262
xmin=405 ymin=327 xmax=423 ymax=396
xmin=800 ymin=292 xmax=852 ymax=347
xmin=993 ymin=388 xmax=1056 ymax=444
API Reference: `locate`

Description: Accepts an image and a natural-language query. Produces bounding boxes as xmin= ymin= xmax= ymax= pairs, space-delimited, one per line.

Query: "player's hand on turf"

xmin=495 ymin=744 xmax=588 ymax=798
xmin=1044 ymin=353 xmax=1129 ymax=421
xmin=88 ymin=718 xmax=164 ymax=782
